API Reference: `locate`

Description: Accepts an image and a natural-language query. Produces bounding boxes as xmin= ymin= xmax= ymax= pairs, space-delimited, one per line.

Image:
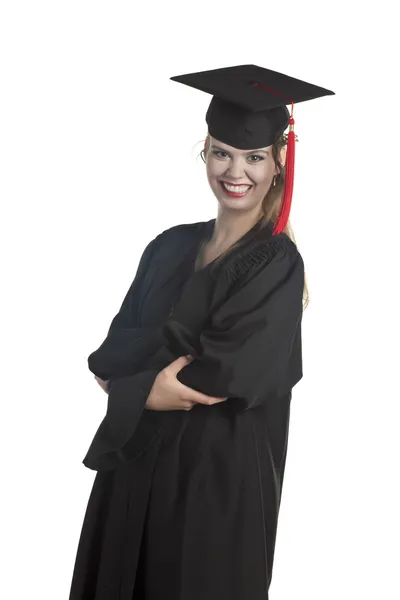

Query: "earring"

xmin=273 ymin=174 xmax=277 ymax=187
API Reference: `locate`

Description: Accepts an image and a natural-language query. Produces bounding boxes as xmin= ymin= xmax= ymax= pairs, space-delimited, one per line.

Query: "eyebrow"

xmin=210 ymin=145 xmax=269 ymax=155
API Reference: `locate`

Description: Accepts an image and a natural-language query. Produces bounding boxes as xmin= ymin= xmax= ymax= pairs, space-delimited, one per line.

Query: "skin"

xmin=95 ymin=358 xmax=228 ymax=411
xmin=96 ymin=136 xmax=286 ymax=411
xmin=202 ymin=135 xmax=286 ymax=262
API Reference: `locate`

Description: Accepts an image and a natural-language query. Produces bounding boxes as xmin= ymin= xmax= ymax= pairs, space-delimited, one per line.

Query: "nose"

xmin=225 ymin=157 xmax=247 ymax=180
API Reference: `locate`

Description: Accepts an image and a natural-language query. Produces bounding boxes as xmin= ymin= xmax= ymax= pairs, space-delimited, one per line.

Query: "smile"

xmin=219 ymin=181 xmax=253 ymax=197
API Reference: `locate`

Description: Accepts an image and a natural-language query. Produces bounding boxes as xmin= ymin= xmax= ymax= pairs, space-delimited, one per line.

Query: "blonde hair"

xmin=200 ymin=133 xmax=309 ymax=310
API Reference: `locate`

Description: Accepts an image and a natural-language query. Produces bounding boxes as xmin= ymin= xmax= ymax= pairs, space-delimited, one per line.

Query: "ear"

xmin=279 ymin=146 xmax=287 ymax=168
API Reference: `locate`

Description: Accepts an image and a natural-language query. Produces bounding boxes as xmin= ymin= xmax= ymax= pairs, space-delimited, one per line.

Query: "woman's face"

xmin=205 ymin=136 xmax=281 ymax=213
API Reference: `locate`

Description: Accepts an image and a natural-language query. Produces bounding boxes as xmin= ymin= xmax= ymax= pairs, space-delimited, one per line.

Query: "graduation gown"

xmin=68 ymin=217 xmax=304 ymax=600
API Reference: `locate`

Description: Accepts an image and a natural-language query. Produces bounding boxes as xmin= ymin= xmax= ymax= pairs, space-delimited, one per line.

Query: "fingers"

xmin=94 ymin=375 xmax=109 ymax=394
xmin=191 ymin=394 xmax=228 ymax=406
xmin=174 ymin=357 xmax=228 ymax=406
xmin=183 ymin=402 xmax=195 ymax=411
xmin=168 ymin=355 xmax=194 ymax=374
xmin=168 ymin=356 xmax=228 ymax=408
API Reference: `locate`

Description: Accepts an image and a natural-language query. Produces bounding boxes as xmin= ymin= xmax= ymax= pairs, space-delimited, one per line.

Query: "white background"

xmin=1 ymin=1 xmax=399 ymax=598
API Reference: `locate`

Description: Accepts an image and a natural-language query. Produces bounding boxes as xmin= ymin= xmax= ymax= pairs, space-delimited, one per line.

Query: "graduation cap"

xmin=170 ymin=64 xmax=335 ymax=235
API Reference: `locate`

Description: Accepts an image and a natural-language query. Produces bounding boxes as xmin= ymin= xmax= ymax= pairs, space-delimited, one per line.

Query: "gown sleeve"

xmin=86 ymin=235 xmax=165 ymax=383
xmin=163 ymin=235 xmax=304 ymax=410
xmin=82 ymin=236 xmax=165 ymax=470
xmin=83 ymin=233 xmax=303 ymax=471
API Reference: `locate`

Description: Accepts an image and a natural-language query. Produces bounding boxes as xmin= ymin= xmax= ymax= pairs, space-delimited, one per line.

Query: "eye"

xmin=212 ymin=150 xmax=264 ymax=163
xmin=212 ymin=150 xmax=228 ymax=159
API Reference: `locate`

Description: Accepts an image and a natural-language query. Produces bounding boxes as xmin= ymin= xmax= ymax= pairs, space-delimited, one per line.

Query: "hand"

xmin=145 ymin=355 xmax=228 ymax=411
xmin=94 ymin=375 xmax=109 ymax=394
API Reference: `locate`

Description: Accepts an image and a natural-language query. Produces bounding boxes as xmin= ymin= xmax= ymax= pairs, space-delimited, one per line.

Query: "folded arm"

xmin=83 ymin=234 xmax=304 ymax=471
xmin=152 ymin=236 xmax=305 ymax=409
xmin=87 ymin=235 xmax=164 ymax=383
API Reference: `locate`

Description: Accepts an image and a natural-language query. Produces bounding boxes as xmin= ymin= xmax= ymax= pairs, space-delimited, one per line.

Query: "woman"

xmin=68 ymin=65 xmax=335 ymax=599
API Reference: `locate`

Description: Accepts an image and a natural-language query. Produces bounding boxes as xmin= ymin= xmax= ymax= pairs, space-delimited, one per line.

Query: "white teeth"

xmin=221 ymin=182 xmax=252 ymax=193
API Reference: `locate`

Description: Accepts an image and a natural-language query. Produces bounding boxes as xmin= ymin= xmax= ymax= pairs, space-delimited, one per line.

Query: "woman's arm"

xmin=152 ymin=236 xmax=304 ymax=409
xmin=87 ymin=235 xmax=165 ymax=383
xmin=82 ymin=234 xmax=303 ymax=471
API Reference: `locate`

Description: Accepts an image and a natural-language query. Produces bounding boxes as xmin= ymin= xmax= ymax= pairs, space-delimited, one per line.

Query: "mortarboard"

xmin=170 ymin=64 xmax=335 ymax=234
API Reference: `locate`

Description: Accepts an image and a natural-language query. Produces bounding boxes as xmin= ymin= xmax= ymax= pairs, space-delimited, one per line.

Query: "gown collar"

xmin=194 ymin=215 xmax=275 ymax=274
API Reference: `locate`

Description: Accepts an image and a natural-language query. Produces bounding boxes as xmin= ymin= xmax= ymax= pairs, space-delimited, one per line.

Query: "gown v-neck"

xmin=192 ymin=215 xmax=267 ymax=274
xmin=166 ymin=216 xmax=267 ymax=321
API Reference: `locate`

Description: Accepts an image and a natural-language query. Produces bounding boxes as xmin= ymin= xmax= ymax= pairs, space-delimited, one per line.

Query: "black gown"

xmin=68 ymin=216 xmax=304 ymax=600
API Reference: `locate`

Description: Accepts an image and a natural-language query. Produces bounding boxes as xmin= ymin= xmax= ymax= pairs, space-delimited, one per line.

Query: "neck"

xmin=211 ymin=209 xmax=264 ymax=249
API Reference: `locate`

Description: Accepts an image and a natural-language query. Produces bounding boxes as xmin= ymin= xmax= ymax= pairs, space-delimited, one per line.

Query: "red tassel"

xmin=273 ymin=103 xmax=296 ymax=235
